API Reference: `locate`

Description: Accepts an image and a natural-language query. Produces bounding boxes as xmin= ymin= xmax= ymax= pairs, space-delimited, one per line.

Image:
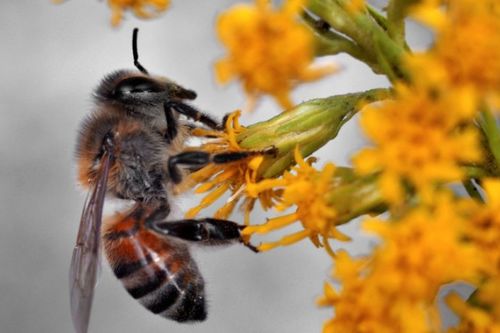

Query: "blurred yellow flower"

xmin=108 ymin=0 xmax=169 ymax=26
xmin=466 ymin=179 xmax=500 ymax=277
xmin=243 ymin=148 xmax=349 ymax=255
xmin=346 ymin=0 xmax=366 ymax=13
xmin=446 ymin=291 xmax=500 ymax=333
xmin=451 ymin=179 xmax=500 ymax=332
xmin=354 ymin=83 xmax=481 ymax=204
xmin=411 ymin=0 xmax=500 ymax=105
xmin=319 ymin=194 xmax=482 ymax=333
xmin=215 ymin=0 xmax=335 ymax=110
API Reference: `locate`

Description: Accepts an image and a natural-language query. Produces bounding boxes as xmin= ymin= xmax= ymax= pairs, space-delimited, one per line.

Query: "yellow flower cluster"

xmin=215 ymin=0 xmax=335 ymax=109
xmin=108 ymin=0 xmax=169 ymax=26
xmin=319 ymin=194 xmax=482 ymax=333
xmin=243 ymin=148 xmax=350 ymax=254
xmin=466 ymin=179 xmax=500 ymax=278
xmin=354 ymin=82 xmax=481 ymax=204
xmin=411 ymin=0 xmax=500 ymax=107
xmin=446 ymin=180 xmax=500 ymax=333
xmin=446 ymin=291 xmax=500 ymax=333
xmin=181 ymin=112 xmax=279 ymax=224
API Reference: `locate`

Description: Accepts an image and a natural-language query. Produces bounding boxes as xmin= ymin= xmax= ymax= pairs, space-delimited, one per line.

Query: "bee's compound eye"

xmin=113 ymin=77 xmax=164 ymax=97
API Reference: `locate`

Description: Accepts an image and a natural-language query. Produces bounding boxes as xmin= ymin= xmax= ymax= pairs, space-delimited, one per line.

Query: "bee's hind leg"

xmin=145 ymin=216 xmax=259 ymax=252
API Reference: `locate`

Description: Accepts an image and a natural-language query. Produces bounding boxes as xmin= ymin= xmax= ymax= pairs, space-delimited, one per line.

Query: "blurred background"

xmin=0 ymin=1 xmax=433 ymax=332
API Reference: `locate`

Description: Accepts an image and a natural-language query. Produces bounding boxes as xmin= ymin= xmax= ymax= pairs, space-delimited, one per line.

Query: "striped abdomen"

xmin=103 ymin=212 xmax=206 ymax=322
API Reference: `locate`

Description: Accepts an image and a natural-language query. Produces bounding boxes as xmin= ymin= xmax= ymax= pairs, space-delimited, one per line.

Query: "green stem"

xmin=307 ymin=0 xmax=370 ymax=54
xmin=386 ymin=0 xmax=407 ymax=46
xmin=463 ymin=165 xmax=488 ymax=178
xmin=302 ymin=11 xmax=378 ymax=69
xmin=357 ymin=14 xmax=408 ymax=81
xmin=237 ymin=89 xmax=391 ymax=178
xmin=366 ymin=4 xmax=388 ymax=31
xmin=307 ymin=0 xmax=409 ymax=81
xmin=328 ymin=172 xmax=387 ymax=224
xmin=479 ymin=108 xmax=500 ymax=175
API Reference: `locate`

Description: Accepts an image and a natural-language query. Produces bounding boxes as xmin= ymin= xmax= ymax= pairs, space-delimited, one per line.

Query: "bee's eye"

xmin=113 ymin=77 xmax=164 ymax=97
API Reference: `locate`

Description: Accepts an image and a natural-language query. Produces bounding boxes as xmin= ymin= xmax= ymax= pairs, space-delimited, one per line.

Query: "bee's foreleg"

xmin=163 ymin=102 xmax=178 ymax=142
xmin=168 ymin=148 xmax=277 ymax=184
xmin=165 ymin=100 xmax=219 ymax=129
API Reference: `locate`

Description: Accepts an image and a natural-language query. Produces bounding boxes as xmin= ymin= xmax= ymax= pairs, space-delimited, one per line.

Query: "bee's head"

xmin=93 ymin=28 xmax=196 ymax=112
xmin=94 ymin=71 xmax=196 ymax=108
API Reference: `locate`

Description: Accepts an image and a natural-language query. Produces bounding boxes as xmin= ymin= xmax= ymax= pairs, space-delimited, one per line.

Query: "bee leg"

xmin=166 ymin=100 xmax=220 ymax=129
xmin=163 ymin=102 xmax=178 ymax=142
xmin=147 ymin=217 xmax=258 ymax=252
xmin=168 ymin=148 xmax=278 ymax=184
xmin=168 ymin=151 xmax=210 ymax=184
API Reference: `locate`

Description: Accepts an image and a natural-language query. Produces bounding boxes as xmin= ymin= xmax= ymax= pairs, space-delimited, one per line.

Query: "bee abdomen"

xmin=166 ymin=281 xmax=207 ymax=322
xmin=122 ymin=258 xmax=207 ymax=321
xmin=126 ymin=268 xmax=167 ymax=299
xmin=104 ymin=224 xmax=207 ymax=322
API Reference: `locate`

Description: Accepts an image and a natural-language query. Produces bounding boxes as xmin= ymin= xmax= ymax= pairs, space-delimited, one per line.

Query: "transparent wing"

xmin=69 ymin=154 xmax=112 ymax=333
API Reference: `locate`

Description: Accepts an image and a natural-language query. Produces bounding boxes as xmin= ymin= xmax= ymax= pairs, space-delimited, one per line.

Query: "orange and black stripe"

xmin=103 ymin=213 xmax=206 ymax=321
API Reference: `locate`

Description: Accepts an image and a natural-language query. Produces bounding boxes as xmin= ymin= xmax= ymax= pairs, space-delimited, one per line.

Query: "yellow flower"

xmin=215 ymin=0 xmax=335 ymax=110
xmin=410 ymin=0 xmax=447 ymax=30
xmin=181 ymin=111 xmax=279 ymax=225
xmin=353 ymin=83 xmax=481 ymax=204
xmin=242 ymin=147 xmax=350 ymax=255
xmin=108 ymin=0 xmax=169 ymax=26
xmin=363 ymin=195 xmax=481 ymax=299
xmin=466 ymin=179 xmax=500 ymax=277
xmin=411 ymin=0 xmax=500 ymax=105
xmin=446 ymin=292 xmax=500 ymax=333
xmin=319 ymin=194 xmax=482 ymax=333
xmin=442 ymin=180 xmax=500 ymax=332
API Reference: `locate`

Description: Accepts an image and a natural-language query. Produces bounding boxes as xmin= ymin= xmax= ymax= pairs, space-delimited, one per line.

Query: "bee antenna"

xmin=132 ymin=28 xmax=149 ymax=75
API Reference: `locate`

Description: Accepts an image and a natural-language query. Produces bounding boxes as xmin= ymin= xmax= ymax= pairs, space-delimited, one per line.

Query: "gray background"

xmin=0 ymin=1 xmax=433 ymax=333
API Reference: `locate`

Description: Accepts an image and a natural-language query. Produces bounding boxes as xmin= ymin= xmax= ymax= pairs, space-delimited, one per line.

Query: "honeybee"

xmin=70 ymin=28 xmax=263 ymax=333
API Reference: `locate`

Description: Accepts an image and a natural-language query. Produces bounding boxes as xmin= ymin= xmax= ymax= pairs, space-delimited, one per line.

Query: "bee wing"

xmin=69 ymin=153 xmax=112 ymax=333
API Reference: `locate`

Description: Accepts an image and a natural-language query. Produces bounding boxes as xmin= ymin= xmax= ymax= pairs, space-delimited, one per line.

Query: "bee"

xmin=70 ymin=28 xmax=265 ymax=333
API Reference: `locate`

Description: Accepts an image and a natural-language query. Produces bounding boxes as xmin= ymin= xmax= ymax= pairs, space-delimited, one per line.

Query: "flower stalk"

xmin=302 ymin=11 xmax=382 ymax=71
xmin=480 ymin=108 xmax=500 ymax=175
xmin=326 ymin=169 xmax=387 ymax=224
xmin=386 ymin=0 xmax=409 ymax=46
xmin=239 ymin=88 xmax=390 ymax=178
xmin=306 ymin=0 xmax=409 ymax=81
